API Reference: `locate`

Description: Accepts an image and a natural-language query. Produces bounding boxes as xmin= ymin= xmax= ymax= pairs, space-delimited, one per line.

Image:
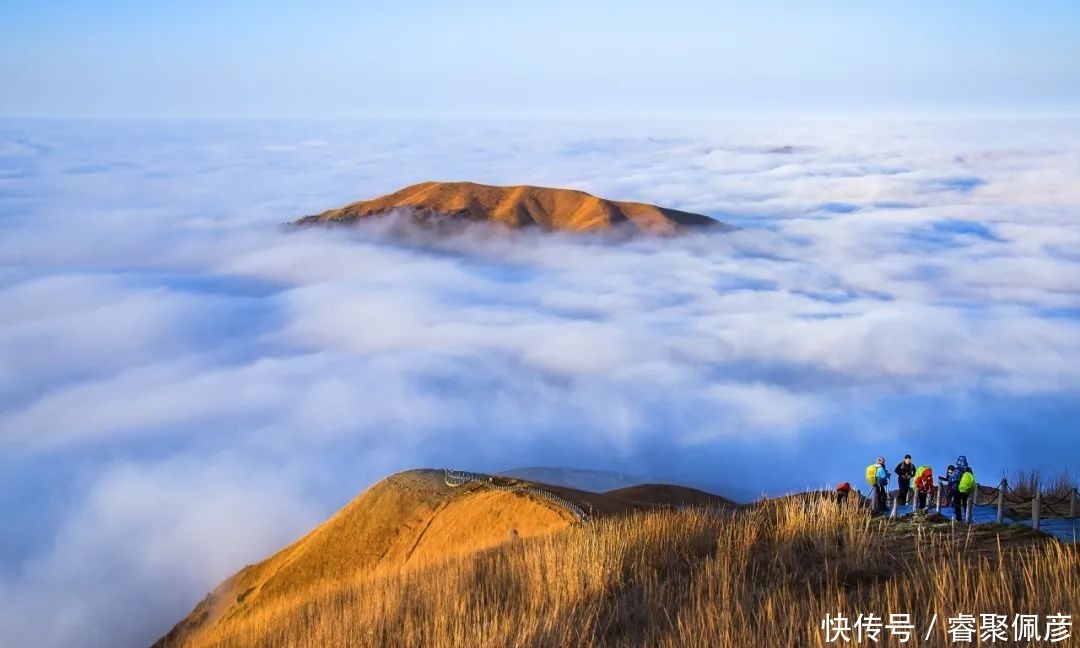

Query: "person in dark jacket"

xmin=938 ymin=464 xmax=955 ymax=509
xmin=948 ymin=455 xmax=972 ymax=522
xmin=894 ymin=455 xmax=916 ymax=506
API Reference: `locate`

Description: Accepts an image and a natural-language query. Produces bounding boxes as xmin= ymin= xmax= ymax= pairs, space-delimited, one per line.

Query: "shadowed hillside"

xmin=499 ymin=466 xmax=651 ymax=492
xmin=294 ymin=181 xmax=726 ymax=234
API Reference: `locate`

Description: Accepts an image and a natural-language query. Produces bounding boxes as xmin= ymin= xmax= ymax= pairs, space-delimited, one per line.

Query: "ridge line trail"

xmin=443 ymin=469 xmax=589 ymax=522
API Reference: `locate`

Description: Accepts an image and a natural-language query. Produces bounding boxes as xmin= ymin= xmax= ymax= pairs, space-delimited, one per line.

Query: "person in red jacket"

xmin=835 ymin=482 xmax=851 ymax=509
xmin=913 ymin=465 xmax=935 ymax=510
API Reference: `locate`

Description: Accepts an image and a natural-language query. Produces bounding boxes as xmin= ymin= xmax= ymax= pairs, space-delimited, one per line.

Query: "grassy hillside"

xmin=157 ymin=479 xmax=1076 ymax=648
xmin=154 ymin=470 xmax=580 ymax=646
xmin=157 ymin=468 xmax=735 ymax=647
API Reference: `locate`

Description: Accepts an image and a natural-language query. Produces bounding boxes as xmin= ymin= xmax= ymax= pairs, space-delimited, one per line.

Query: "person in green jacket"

xmin=948 ymin=455 xmax=974 ymax=522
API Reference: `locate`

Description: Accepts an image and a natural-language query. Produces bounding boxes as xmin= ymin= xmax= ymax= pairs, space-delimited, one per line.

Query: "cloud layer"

xmin=1 ymin=118 xmax=1079 ymax=647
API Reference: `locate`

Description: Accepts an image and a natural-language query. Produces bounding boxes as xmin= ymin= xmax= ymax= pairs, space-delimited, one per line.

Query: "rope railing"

xmin=925 ymin=478 xmax=1079 ymax=531
xmin=881 ymin=478 xmax=1077 ymax=535
xmin=1042 ymin=501 xmax=1074 ymax=518
xmin=448 ymin=469 xmax=1074 ymax=534
xmin=1040 ymin=492 xmax=1073 ymax=507
xmin=444 ymin=469 xmax=590 ymax=523
xmin=972 ymin=487 xmax=996 ymax=507
xmin=1003 ymin=481 xmax=1038 ymax=505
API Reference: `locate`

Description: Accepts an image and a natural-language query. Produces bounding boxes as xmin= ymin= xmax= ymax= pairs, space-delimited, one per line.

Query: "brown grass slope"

xmin=154 ymin=469 xmax=578 ymax=647
xmin=156 ymin=470 xmax=729 ymax=647
xmin=161 ymin=494 xmax=1076 ymax=648
xmin=294 ymin=181 xmax=725 ymax=234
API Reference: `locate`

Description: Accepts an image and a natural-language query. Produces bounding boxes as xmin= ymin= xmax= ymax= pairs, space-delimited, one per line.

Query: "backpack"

xmin=866 ymin=464 xmax=878 ymax=486
xmin=958 ymin=469 xmax=976 ymax=494
xmin=915 ymin=465 xmax=933 ymax=491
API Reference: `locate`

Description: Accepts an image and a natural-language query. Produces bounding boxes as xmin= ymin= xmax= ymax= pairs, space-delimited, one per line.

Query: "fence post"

xmin=996 ymin=479 xmax=1006 ymax=523
xmin=935 ymin=486 xmax=941 ymax=513
xmin=1032 ymin=491 xmax=1041 ymax=532
xmin=890 ymin=492 xmax=898 ymax=518
xmin=1071 ymin=488 xmax=1078 ymax=519
xmin=967 ymin=483 xmax=976 ymax=525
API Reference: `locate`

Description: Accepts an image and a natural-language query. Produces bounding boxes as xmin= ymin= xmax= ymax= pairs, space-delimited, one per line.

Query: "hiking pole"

xmin=967 ymin=483 xmax=976 ymax=525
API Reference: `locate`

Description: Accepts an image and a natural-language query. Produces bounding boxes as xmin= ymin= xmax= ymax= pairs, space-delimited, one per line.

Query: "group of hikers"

xmin=834 ymin=454 xmax=977 ymax=522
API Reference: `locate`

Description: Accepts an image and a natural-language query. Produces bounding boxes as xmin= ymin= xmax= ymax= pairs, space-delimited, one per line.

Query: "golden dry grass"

xmin=160 ymin=493 xmax=1078 ymax=648
xmin=156 ymin=469 xmax=581 ymax=645
xmin=296 ymin=181 xmax=723 ymax=234
xmin=1006 ymin=470 xmax=1077 ymax=501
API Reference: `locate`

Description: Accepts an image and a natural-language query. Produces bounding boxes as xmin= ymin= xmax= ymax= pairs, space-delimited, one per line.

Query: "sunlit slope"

xmin=155 ymin=468 xmax=741 ymax=647
xmin=295 ymin=181 xmax=726 ymax=234
xmin=158 ymin=490 xmax=1070 ymax=648
xmin=154 ymin=469 xmax=576 ymax=647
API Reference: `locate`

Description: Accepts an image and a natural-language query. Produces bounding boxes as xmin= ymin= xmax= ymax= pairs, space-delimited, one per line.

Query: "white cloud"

xmin=0 ymin=117 xmax=1078 ymax=647
xmin=0 ymin=456 xmax=320 ymax=648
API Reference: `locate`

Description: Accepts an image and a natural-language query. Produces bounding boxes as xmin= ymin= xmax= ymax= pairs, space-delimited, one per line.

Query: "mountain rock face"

xmin=295 ymin=181 xmax=726 ymax=234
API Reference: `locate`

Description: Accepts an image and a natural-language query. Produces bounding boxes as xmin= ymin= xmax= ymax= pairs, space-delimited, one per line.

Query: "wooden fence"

xmin=884 ymin=478 xmax=1079 ymax=531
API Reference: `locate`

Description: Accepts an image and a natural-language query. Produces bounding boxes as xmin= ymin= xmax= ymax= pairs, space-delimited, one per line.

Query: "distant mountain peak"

xmin=295 ymin=181 xmax=728 ymax=234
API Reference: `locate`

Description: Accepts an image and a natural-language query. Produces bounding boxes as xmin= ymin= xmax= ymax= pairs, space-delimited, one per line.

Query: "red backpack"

xmin=914 ymin=465 xmax=934 ymax=492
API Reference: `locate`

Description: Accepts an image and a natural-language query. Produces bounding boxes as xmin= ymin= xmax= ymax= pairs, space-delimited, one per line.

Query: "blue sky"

xmin=2 ymin=1 xmax=1080 ymax=117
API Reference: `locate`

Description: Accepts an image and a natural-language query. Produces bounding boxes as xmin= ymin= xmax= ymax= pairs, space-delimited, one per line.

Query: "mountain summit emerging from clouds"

xmin=295 ymin=181 xmax=726 ymax=234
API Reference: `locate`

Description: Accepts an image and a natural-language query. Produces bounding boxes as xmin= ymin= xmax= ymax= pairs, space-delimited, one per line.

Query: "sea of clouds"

xmin=1 ymin=117 xmax=1079 ymax=647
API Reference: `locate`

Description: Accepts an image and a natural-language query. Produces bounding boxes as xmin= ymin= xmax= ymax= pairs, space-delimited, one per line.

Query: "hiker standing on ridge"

xmin=913 ymin=463 xmax=934 ymax=510
xmin=939 ymin=465 xmax=955 ymax=509
xmin=894 ymin=455 xmax=916 ymax=506
xmin=866 ymin=456 xmax=890 ymax=514
xmin=948 ymin=456 xmax=976 ymax=522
